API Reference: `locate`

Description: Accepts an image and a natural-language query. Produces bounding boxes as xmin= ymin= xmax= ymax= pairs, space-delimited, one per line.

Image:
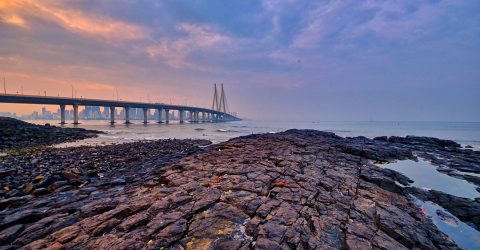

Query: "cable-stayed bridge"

xmin=0 ymin=85 xmax=240 ymax=124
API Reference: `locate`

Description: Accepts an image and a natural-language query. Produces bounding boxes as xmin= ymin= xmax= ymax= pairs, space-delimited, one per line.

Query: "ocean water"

xmin=380 ymin=159 xmax=480 ymax=199
xmin=414 ymin=198 xmax=480 ymax=250
xmin=26 ymin=120 xmax=480 ymax=148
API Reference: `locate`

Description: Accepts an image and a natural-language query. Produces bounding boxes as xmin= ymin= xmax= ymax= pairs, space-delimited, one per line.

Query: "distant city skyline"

xmin=1 ymin=1 xmax=479 ymax=121
xmin=0 ymin=106 xmax=180 ymax=121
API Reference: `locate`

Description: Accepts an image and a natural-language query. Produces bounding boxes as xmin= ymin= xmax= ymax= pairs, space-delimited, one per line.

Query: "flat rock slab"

xmin=1 ymin=129 xmax=476 ymax=249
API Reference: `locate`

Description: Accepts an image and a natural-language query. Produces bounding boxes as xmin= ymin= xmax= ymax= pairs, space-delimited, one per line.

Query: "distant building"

xmin=0 ymin=112 xmax=16 ymax=118
xmin=40 ymin=106 xmax=53 ymax=119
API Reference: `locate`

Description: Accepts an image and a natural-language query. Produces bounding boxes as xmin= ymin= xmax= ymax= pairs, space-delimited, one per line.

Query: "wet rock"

xmin=0 ymin=169 xmax=15 ymax=178
xmin=99 ymin=178 xmax=126 ymax=187
xmin=373 ymin=136 xmax=388 ymax=141
xmin=13 ymin=213 xmax=76 ymax=246
xmin=48 ymin=181 xmax=68 ymax=192
xmin=22 ymin=183 xmax=34 ymax=194
xmin=436 ymin=209 xmax=459 ymax=226
xmin=62 ymin=168 xmax=80 ymax=182
xmin=91 ymin=218 xmax=121 ymax=236
xmin=0 ymin=196 xmax=30 ymax=210
xmin=79 ymin=199 xmax=118 ymax=218
xmin=149 ymin=219 xmax=187 ymax=248
xmin=5 ymin=189 xmax=22 ymax=198
xmin=0 ymin=129 xmax=474 ymax=249
xmin=380 ymin=168 xmax=413 ymax=186
xmin=1 ymin=209 xmax=44 ymax=228
xmin=118 ymin=212 xmax=149 ymax=232
xmin=0 ymin=117 xmax=101 ymax=150
xmin=36 ymin=177 xmax=53 ymax=188
xmin=0 ymin=224 xmax=23 ymax=244
xmin=79 ymin=187 xmax=97 ymax=194
xmin=32 ymin=188 xmax=50 ymax=196
xmin=51 ymin=225 xmax=82 ymax=244
xmin=389 ymin=135 xmax=461 ymax=148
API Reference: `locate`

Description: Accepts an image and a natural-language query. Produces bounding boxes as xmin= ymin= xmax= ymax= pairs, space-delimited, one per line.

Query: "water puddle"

xmin=381 ymin=159 xmax=480 ymax=199
xmin=413 ymin=197 xmax=480 ymax=249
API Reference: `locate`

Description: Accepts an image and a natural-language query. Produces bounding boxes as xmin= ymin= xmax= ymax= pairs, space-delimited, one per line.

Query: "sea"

xmin=27 ymin=119 xmax=480 ymax=149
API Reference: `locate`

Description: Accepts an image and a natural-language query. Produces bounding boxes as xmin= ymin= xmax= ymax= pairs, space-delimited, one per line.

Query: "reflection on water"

xmin=381 ymin=159 xmax=480 ymax=249
xmin=414 ymin=198 xmax=480 ymax=250
xmin=381 ymin=159 xmax=480 ymax=199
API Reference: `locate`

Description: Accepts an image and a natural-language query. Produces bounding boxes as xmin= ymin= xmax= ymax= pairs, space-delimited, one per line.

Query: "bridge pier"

xmin=143 ymin=108 xmax=148 ymax=124
xmin=60 ymin=104 xmax=66 ymax=124
xmin=202 ymin=112 xmax=206 ymax=122
xmin=110 ymin=107 xmax=115 ymax=124
xmin=194 ymin=112 xmax=199 ymax=123
xmin=188 ymin=111 xmax=193 ymax=123
xmin=165 ymin=109 xmax=170 ymax=124
xmin=179 ymin=110 xmax=184 ymax=123
xmin=73 ymin=104 xmax=79 ymax=124
xmin=125 ymin=107 xmax=131 ymax=124
xmin=157 ymin=108 xmax=163 ymax=123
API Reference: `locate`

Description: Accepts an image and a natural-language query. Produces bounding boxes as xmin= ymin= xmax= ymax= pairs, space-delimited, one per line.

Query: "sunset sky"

xmin=0 ymin=0 xmax=479 ymax=121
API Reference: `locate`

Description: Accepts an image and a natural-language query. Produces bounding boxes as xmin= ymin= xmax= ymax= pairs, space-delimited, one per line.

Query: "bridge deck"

xmin=0 ymin=94 xmax=238 ymax=119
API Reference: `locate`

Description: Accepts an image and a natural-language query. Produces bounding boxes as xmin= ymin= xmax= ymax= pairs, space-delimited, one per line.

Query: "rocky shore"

xmin=1 ymin=128 xmax=479 ymax=249
xmin=0 ymin=117 xmax=100 ymax=150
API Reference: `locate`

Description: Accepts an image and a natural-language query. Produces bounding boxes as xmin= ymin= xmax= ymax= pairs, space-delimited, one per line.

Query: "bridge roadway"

xmin=0 ymin=94 xmax=240 ymax=124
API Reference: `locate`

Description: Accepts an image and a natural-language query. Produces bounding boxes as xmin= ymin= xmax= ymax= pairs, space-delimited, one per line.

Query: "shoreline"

xmin=0 ymin=120 xmax=479 ymax=248
xmin=17 ymin=119 xmax=480 ymax=150
xmin=0 ymin=117 xmax=101 ymax=152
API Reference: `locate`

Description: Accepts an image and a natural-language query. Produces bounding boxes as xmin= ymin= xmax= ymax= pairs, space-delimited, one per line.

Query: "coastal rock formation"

xmin=0 ymin=117 xmax=100 ymax=150
xmin=0 ymin=139 xmax=210 ymax=202
xmin=1 ymin=129 xmax=479 ymax=249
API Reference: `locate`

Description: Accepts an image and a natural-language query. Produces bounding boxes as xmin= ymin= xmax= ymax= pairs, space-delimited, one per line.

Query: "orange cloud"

xmin=0 ymin=0 xmax=146 ymax=42
xmin=74 ymin=82 xmax=115 ymax=91
xmin=2 ymin=15 xmax=27 ymax=27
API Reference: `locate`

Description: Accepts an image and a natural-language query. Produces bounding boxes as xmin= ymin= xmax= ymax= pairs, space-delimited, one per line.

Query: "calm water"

xmin=381 ymin=159 xmax=480 ymax=199
xmin=381 ymin=159 xmax=480 ymax=249
xmin=26 ymin=120 xmax=480 ymax=148
xmin=414 ymin=198 xmax=480 ymax=250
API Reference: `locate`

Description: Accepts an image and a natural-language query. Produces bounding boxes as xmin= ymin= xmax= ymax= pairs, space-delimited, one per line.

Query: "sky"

xmin=0 ymin=0 xmax=479 ymax=121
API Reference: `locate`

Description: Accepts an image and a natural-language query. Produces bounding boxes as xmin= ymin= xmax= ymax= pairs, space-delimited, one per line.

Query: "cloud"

xmin=1 ymin=14 xmax=27 ymax=27
xmin=74 ymin=82 xmax=115 ymax=91
xmin=288 ymin=0 xmax=467 ymax=51
xmin=146 ymin=23 xmax=232 ymax=71
xmin=353 ymin=0 xmax=444 ymax=40
xmin=292 ymin=0 xmax=344 ymax=49
xmin=0 ymin=0 xmax=147 ymax=42
xmin=1 ymin=1 xmax=478 ymax=120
